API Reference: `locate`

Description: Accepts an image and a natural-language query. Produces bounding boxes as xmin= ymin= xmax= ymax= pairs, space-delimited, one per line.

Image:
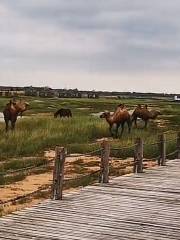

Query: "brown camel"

xmin=100 ymin=105 xmax=131 ymax=138
xmin=131 ymin=104 xmax=161 ymax=128
xmin=3 ymin=99 xmax=29 ymax=131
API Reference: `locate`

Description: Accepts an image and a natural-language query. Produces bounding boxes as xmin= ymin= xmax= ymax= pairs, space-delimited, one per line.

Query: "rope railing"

xmin=0 ymin=169 xmax=101 ymax=208
xmin=0 ymin=184 xmax=52 ymax=207
xmin=163 ymin=130 xmax=177 ymax=134
xmin=66 ymin=148 xmax=102 ymax=158
xmin=111 ymin=144 xmax=136 ymax=151
xmin=143 ymin=141 xmax=159 ymax=147
xmin=1 ymin=132 xmax=180 ymax=209
xmin=1 ymin=134 xmax=176 ymax=178
xmin=143 ymin=156 xmax=160 ymax=162
xmin=110 ymin=137 xmax=176 ymax=152
xmin=166 ymin=150 xmax=178 ymax=157
xmin=0 ymin=159 xmax=54 ymax=177
xmin=166 ymin=137 xmax=177 ymax=143
xmin=64 ymin=170 xmax=100 ymax=183
xmin=0 ymin=148 xmax=102 ymax=178
xmin=109 ymin=160 xmax=134 ymax=176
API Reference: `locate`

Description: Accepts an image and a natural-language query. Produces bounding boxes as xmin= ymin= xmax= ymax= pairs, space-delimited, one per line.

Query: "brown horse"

xmin=131 ymin=104 xmax=161 ymax=128
xmin=3 ymin=100 xmax=29 ymax=131
xmin=100 ymin=104 xmax=131 ymax=138
xmin=54 ymin=108 xmax=72 ymax=118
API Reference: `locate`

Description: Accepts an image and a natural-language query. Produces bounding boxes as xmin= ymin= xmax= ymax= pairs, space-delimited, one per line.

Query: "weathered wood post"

xmin=158 ymin=134 xmax=166 ymax=166
xmin=134 ymin=138 xmax=143 ymax=173
xmin=52 ymin=146 xmax=66 ymax=200
xmin=99 ymin=139 xmax=110 ymax=183
xmin=177 ymin=132 xmax=180 ymax=159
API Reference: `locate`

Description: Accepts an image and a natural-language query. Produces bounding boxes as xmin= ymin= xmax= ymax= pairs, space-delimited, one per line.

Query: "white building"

xmin=174 ymin=95 xmax=180 ymax=101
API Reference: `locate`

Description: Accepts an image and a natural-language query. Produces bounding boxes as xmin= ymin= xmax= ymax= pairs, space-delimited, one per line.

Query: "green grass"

xmin=0 ymin=173 xmax=26 ymax=186
xmin=0 ymin=115 xmax=171 ymax=159
xmin=64 ymin=171 xmax=100 ymax=189
xmin=0 ymin=115 xmax=108 ymax=159
xmin=0 ymin=96 xmax=179 ymax=173
xmin=0 ymin=157 xmax=48 ymax=172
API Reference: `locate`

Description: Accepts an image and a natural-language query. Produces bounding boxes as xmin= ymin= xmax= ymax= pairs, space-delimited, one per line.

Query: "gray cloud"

xmin=0 ymin=0 xmax=180 ymax=92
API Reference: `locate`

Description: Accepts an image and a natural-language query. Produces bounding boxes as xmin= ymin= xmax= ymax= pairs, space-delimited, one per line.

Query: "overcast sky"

xmin=0 ymin=0 xmax=180 ymax=93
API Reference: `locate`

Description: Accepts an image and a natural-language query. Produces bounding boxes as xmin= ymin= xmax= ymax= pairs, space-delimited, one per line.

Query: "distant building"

xmin=24 ymin=86 xmax=54 ymax=98
xmin=87 ymin=93 xmax=99 ymax=98
xmin=174 ymin=96 xmax=180 ymax=101
xmin=0 ymin=86 xmax=25 ymax=97
xmin=58 ymin=89 xmax=82 ymax=98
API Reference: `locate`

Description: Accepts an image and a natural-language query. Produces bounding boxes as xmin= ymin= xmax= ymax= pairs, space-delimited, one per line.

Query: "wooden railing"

xmin=51 ymin=132 xmax=180 ymax=200
xmin=0 ymin=131 xmax=179 ymax=207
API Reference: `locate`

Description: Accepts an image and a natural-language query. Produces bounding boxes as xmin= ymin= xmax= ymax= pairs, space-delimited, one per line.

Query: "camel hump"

xmin=113 ymin=106 xmax=130 ymax=120
xmin=132 ymin=104 xmax=150 ymax=117
xmin=143 ymin=104 xmax=148 ymax=109
xmin=4 ymin=99 xmax=29 ymax=114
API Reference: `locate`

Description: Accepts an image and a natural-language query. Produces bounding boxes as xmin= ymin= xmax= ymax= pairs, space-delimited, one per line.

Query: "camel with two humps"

xmin=131 ymin=104 xmax=161 ymax=128
xmin=100 ymin=104 xmax=131 ymax=138
xmin=3 ymin=99 xmax=29 ymax=132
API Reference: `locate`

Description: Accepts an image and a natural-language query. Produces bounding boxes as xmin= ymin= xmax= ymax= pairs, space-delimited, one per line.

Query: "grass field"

xmin=0 ymin=96 xmax=179 ymax=174
xmin=0 ymin=96 xmax=179 ymax=215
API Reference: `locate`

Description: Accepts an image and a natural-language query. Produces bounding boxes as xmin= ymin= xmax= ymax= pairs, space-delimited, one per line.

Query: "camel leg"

xmin=134 ymin=117 xmax=138 ymax=128
xmin=132 ymin=116 xmax=138 ymax=128
xmin=11 ymin=116 xmax=17 ymax=131
xmin=115 ymin=123 xmax=120 ymax=138
xmin=5 ymin=119 xmax=9 ymax=132
xmin=127 ymin=119 xmax=131 ymax=133
xmin=119 ymin=122 xmax=125 ymax=138
xmin=109 ymin=124 xmax=113 ymax=137
xmin=144 ymin=120 xmax=148 ymax=129
xmin=11 ymin=121 xmax=16 ymax=131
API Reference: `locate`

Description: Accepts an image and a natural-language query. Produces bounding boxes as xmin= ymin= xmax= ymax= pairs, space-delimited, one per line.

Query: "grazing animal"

xmin=3 ymin=100 xmax=29 ymax=131
xmin=100 ymin=105 xmax=131 ymax=138
xmin=131 ymin=104 xmax=161 ymax=128
xmin=54 ymin=108 xmax=72 ymax=118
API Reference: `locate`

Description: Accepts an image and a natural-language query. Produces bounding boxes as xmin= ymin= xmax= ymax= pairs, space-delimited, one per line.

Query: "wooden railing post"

xmin=52 ymin=146 xmax=66 ymax=200
xmin=177 ymin=132 xmax=180 ymax=159
xmin=158 ymin=134 xmax=166 ymax=166
xmin=134 ymin=138 xmax=143 ymax=173
xmin=99 ymin=139 xmax=110 ymax=183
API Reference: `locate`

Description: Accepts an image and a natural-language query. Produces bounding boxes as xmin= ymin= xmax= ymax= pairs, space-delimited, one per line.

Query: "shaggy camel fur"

xmin=100 ymin=105 xmax=131 ymax=138
xmin=131 ymin=104 xmax=161 ymax=128
xmin=3 ymin=100 xmax=29 ymax=131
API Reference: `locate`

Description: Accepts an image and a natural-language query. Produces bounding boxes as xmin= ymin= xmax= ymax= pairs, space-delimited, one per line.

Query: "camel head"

xmin=100 ymin=111 xmax=111 ymax=119
xmin=149 ymin=110 xmax=161 ymax=119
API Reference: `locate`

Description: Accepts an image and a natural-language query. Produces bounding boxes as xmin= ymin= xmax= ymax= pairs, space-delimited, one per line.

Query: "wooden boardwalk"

xmin=0 ymin=159 xmax=180 ymax=240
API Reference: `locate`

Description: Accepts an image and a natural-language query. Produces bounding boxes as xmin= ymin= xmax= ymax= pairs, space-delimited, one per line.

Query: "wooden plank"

xmin=0 ymin=159 xmax=180 ymax=239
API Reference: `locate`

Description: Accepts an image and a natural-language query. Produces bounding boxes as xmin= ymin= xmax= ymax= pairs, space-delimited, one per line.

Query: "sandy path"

xmin=0 ymin=155 xmax=100 ymax=202
xmin=0 ymin=172 xmax=52 ymax=202
xmin=0 ymin=150 xmax=156 ymax=216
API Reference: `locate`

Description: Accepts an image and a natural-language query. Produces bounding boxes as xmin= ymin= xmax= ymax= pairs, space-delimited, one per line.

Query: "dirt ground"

xmin=0 ymin=150 xmax=157 ymax=216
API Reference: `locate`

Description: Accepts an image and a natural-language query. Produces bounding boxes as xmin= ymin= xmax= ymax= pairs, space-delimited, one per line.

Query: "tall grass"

xmin=0 ymin=114 xmax=175 ymax=161
xmin=0 ymin=96 xmax=179 ymax=161
xmin=0 ymin=116 xmax=108 ymax=159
